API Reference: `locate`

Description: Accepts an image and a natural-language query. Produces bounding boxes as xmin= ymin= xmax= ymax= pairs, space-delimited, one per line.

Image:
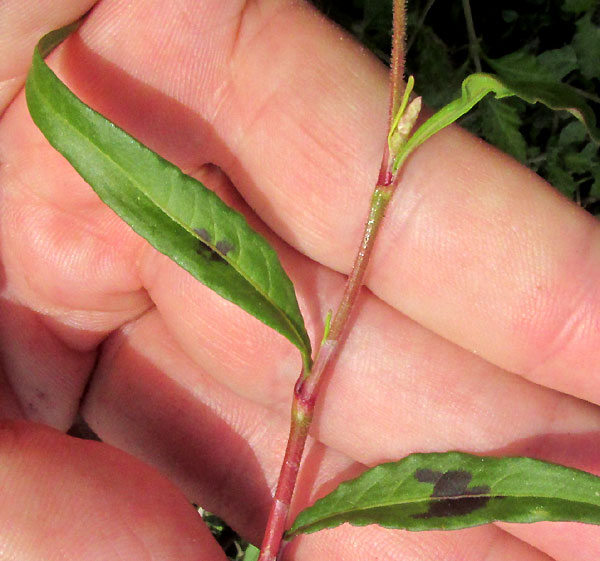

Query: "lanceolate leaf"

xmin=25 ymin=28 xmax=312 ymax=368
xmin=287 ymin=452 xmax=600 ymax=536
xmin=393 ymin=72 xmax=600 ymax=172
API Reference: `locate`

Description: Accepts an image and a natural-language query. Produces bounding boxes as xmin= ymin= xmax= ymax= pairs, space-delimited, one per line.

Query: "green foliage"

xmin=563 ymin=0 xmax=596 ymax=12
xmin=486 ymin=49 xmax=579 ymax=83
xmin=242 ymin=544 xmax=260 ymax=561
xmin=478 ymin=97 xmax=528 ymax=162
xmin=25 ymin=31 xmax=312 ymax=370
xmin=573 ymin=12 xmax=600 ymax=80
xmin=202 ymin=511 xmax=256 ymax=560
xmin=392 ymin=72 xmax=599 ymax=172
xmin=407 ymin=23 xmax=465 ymax=108
xmin=288 ymin=452 xmax=600 ymax=536
xmin=313 ymin=0 xmax=600 ymax=213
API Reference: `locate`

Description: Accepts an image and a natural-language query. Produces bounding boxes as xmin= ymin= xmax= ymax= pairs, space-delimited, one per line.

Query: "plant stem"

xmin=462 ymin=0 xmax=481 ymax=72
xmin=258 ymin=2 xmax=407 ymax=559
xmin=257 ymin=185 xmax=394 ymax=561
xmin=389 ymin=0 xmax=407 ymax=121
xmin=257 ymin=393 xmax=312 ymax=561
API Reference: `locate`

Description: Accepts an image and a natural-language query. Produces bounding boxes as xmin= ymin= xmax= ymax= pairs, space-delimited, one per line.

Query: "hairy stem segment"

xmin=257 ymin=186 xmax=394 ymax=561
xmin=390 ymin=0 xmax=407 ymax=120
xmin=379 ymin=0 xmax=407 ymax=185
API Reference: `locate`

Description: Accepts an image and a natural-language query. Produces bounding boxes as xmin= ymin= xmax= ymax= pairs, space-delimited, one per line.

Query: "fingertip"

xmin=0 ymin=421 xmax=227 ymax=561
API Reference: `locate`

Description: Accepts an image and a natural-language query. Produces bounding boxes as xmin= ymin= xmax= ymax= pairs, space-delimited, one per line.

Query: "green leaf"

xmin=393 ymin=72 xmax=600 ymax=172
xmin=287 ymin=452 xmax=600 ymax=536
xmin=487 ymin=49 xmax=577 ymax=83
xmin=242 ymin=544 xmax=260 ymax=561
xmin=499 ymin=78 xmax=600 ymax=144
xmin=25 ymin=28 xmax=312 ymax=368
xmin=538 ymin=47 xmax=579 ymax=81
xmin=541 ymin=118 xmax=600 ymax=200
xmin=562 ymin=0 xmax=596 ymax=13
xmin=479 ymin=98 xmax=527 ymax=162
xmin=546 ymin=156 xmax=578 ymax=197
xmin=388 ymin=76 xmax=421 ymax=156
xmin=37 ymin=18 xmax=85 ymax=58
xmin=573 ymin=13 xmax=600 ymax=80
xmin=558 ymin=120 xmax=589 ymax=145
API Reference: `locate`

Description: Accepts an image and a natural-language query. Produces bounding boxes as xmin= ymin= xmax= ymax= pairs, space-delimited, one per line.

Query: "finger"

xmin=285 ymin=524 xmax=556 ymax=561
xmin=0 ymin=298 xmax=96 ymax=429
xmin=0 ymin=0 xmax=96 ymax=113
xmin=0 ymin=420 xmax=228 ymax=561
xmin=9 ymin=0 xmax=595 ymax=463
xmin=46 ymin=0 xmax=600 ymax=401
xmin=81 ymin=310 xmax=571 ymax=560
xmin=4 ymin=0 xmax=594 ymax=414
xmin=139 ymin=208 xmax=600 ymax=466
xmin=0 ymin=96 xmax=152 ymax=338
xmin=499 ymin=521 xmax=600 ymax=561
xmin=82 ymin=309 xmax=358 ymax=544
xmin=2 ymin=0 xmax=597 ymax=498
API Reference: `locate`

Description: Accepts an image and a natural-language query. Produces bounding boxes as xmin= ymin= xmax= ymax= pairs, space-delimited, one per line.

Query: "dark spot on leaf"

xmin=216 ymin=240 xmax=234 ymax=256
xmin=194 ymin=228 xmax=212 ymax=243
xmin=415 ymin=469 xmax=441 ymax=485
xmin=413 ymin=469 xmax=492 ymax=519
xmin=195 ymin=241 xmax=226 ymax=263
xmin=193 ymin=230 xmax=233 ymax=263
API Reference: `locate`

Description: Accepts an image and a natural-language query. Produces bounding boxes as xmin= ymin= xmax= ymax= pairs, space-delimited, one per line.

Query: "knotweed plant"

xmin=24 ymin=2 xmax=600 ymax=560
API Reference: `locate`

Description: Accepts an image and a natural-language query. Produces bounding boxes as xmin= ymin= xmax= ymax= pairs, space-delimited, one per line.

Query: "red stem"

xmin=257 ymin=186 xmax=393 ymax=561
xmin=257 ymin=396 xmax=311 ymax=561
xmin=257 ymin=2 xmax=407 ymax=558
xmin=389 ymin=0 xmax=407 ymax=121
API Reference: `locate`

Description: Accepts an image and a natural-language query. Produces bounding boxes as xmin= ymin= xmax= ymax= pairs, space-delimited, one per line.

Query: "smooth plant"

xmin=24 ymin=3 xmax=600 ymax=560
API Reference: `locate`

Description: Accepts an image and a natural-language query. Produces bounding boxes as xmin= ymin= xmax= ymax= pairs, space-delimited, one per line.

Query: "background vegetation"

xmin=312 ymin=0 xmax=600 ymax=213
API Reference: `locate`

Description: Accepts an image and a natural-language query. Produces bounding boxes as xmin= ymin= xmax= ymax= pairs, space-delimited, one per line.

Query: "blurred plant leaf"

xmin=487 ymin=50 xmax=576 ymax=83
xmin=573 ymin=12 xmax=600 ymax=80
xmin=537 ymin=47 xmax=579 ymax=81
xmin=409 ymin=24 xmax=461 ymax=108
xmin=479 ymin=98 xmax=527 ymax=162
xmin=562 ymin=0 xmax=596 ymax=13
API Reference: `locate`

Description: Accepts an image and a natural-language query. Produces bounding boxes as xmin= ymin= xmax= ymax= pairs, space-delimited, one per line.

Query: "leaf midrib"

xmin=301 ymin=488 xmax=597 ymax=519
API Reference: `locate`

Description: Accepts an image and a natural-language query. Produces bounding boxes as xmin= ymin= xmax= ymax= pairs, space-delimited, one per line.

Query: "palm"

xmin=0 ymin=1 xmax=599 ymax=559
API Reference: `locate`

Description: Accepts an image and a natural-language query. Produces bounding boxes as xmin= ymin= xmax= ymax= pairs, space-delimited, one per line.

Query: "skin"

xmin=0 ymin=0 xmax=599 ymax=559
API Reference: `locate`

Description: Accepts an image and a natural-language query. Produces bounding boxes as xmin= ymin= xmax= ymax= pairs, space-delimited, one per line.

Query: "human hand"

xmin=1 ymin=1 xmax=600 ymax=559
